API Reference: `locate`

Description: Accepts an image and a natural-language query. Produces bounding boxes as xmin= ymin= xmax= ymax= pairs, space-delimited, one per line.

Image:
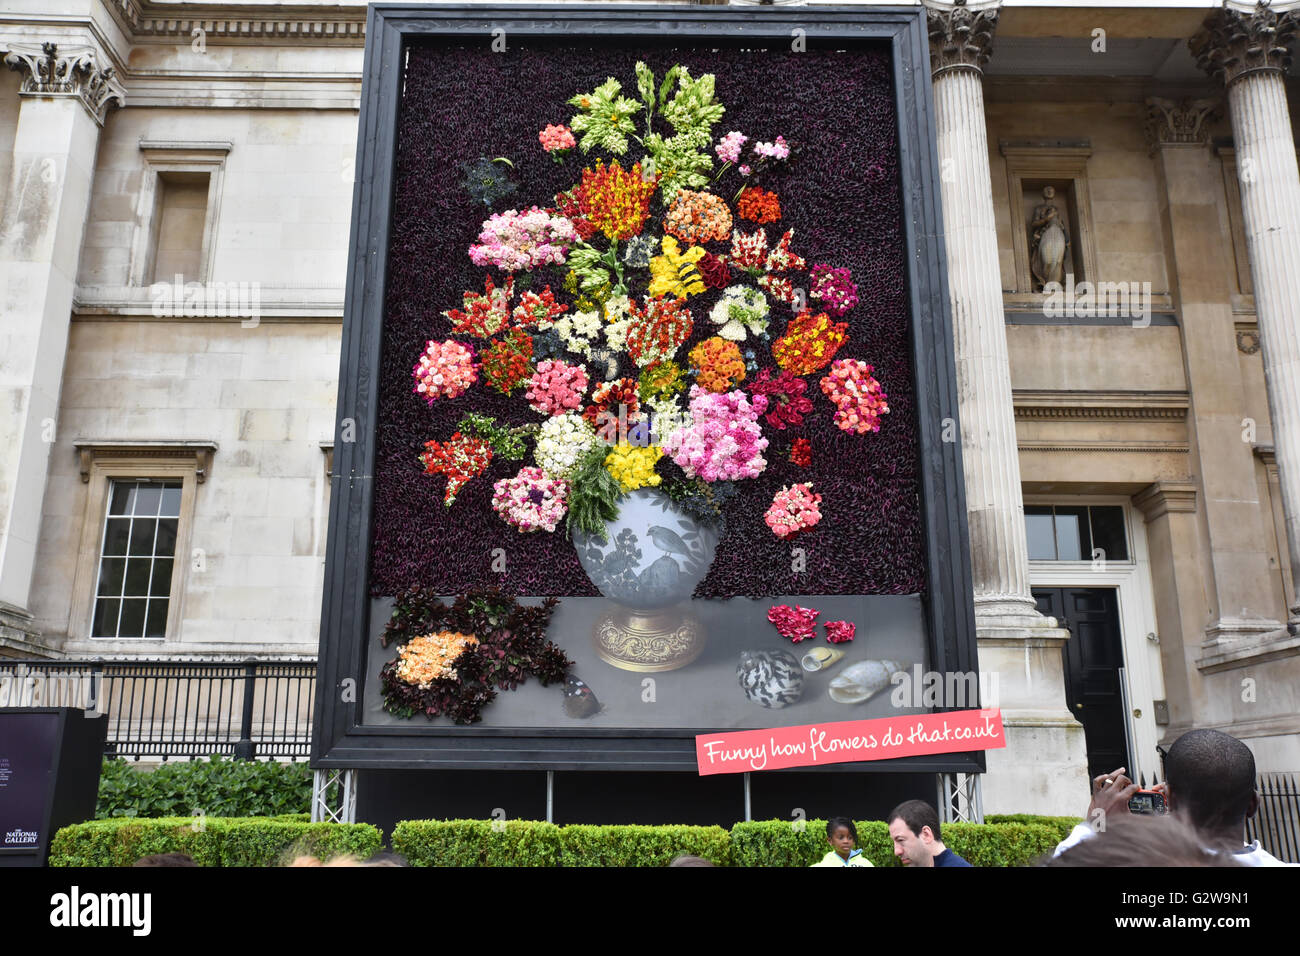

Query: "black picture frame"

xmin=312 ymin=2 xmax=980 ymax=773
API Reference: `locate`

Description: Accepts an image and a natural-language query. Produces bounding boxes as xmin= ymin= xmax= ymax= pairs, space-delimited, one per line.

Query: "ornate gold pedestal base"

xmin=593 ymin=607 xmax=704 ymax=672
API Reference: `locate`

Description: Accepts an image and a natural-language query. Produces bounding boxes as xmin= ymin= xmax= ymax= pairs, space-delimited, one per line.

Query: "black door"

xmin=1032 ymin=587 xmax=1131 ymax=782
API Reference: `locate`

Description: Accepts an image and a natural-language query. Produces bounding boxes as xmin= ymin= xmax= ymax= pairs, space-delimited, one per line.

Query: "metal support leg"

xmin=936 ymin=772 xmax=984 ymax=824
xmin=312 ymin=768 xmax=357 ymax=823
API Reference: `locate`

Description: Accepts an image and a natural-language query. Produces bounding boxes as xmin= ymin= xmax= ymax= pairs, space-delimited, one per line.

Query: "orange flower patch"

xmin=664 ymin=189 xmax=734 ymax=245
xmin=736 ymin=187 xmax=781 ymax=224
xmin=394 ymin=631 xmax=481 ymax=687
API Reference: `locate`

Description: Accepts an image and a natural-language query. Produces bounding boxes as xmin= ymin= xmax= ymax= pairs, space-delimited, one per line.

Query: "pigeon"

xmin=562 ymin=676 xmax=602 ymax=718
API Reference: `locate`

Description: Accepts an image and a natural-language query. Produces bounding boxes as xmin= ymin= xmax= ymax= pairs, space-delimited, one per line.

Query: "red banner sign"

xmin=695 ymin=709 xmax=1005 ymax=775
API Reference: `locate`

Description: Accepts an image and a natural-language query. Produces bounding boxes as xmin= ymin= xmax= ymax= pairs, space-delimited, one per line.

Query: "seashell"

xmin=800 ymin=646 xmax=845 ymax=673
xmin=828 ymin=659 xmax=908 ymax=704
xmin=737 ymin=649 xmax=804 ymax=708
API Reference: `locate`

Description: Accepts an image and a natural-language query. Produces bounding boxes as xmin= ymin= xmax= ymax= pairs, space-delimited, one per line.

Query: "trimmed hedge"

xmin=985 ymin=813 xmax=1081 ymax=844
xmin=392 ymin=820 xmax=732 ymax=867
xmin=49 ymin=817 xmax=382 ymax=868
xmin=96 ymin=757 xmax=312 ymax=819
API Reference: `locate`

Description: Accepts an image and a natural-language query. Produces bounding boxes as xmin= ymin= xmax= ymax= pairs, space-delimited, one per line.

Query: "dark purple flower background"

xmin=370 ymin=41 xmax=924 ymax=598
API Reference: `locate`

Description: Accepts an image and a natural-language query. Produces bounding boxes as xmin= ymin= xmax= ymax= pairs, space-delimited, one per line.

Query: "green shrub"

xmin=730 ymin=818 xmax=1062 ymax=867
xmin=985 ymin=813 xmax=1080 ymax=843
xmin=49 ymin=817 xmax=382 ymax=867
xmin=393 ymin=820 xmax=731 ymax=866
xmin=96 ymin=757 xmax=312 ymax=819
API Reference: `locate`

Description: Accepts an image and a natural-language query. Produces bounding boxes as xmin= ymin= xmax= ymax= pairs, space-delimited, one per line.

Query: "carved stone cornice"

xmin=926 ymin=0 xmax=999 ymax=78
xmin=1133 ymin=481 xmax=1199 ymax=522
xmin=1013 ymin=389 xmax=1190 ymax=422
xmin=1144 ymin=97 xmax=1221 ymax=152
xmin=106 ymin=0 xmax=366 ymax=45
xmin=73 ymin=440 xmax=217 ymax=483
xmin=1191 ymin=0 xmax=1300 ymax=88
xmin=2 ymin=41 xmax=125 ymax=125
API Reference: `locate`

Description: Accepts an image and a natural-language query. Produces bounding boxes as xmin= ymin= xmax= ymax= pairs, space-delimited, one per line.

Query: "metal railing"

xmin=0 ymin=658 xmax=315 ymax=760
xmin=1247 ymin=772 xmax=1300 ymax=863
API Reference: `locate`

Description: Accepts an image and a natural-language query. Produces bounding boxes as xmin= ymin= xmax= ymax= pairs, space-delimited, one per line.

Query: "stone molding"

xmin=1133 ymin=480 xmax=1199 ymax=521
xmin=1192 ymin=0 xmax=1300 ymax=88
xmin=73 ymin=440 xmax=217 ymax=483
xmin=1 ymin=40 xmax=125 ymax=124
xmin=1019 ymin=440 xmax=1190 ymax=454
xmin=925 ymin=0 xmax=999 ymax=77
xmin=1144 ymin=97 xmax=1221 ymax=153
xmin=107 ymin=0 xmax=366 ymax=45
xmin=1013 ymin=389 xmax=1189 ymax=422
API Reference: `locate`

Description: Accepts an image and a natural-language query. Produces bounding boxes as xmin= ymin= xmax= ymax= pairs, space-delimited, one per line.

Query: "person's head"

xmin=887 ymin=800 xmax=943 ymax=867
xmin=133 ymin=852 xmax=197 ymax=867
xmin=826 ymin=816 xmax=857 ymax=858
xmin=669 ymin=854 xmax=717 ymax=867
xmin=1046 ymin=814 xmax=1243 ymax=868
xmin=1165 ymin=729 xmax=1259 ymax=837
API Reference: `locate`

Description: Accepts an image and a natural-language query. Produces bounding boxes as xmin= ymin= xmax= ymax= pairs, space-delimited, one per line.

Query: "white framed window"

xmin=90 ymin=479 xmax=183 ymax=639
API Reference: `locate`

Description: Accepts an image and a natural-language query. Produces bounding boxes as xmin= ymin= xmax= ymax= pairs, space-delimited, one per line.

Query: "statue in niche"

xmin=1029 ymin=185 xmax=1070 ymax=291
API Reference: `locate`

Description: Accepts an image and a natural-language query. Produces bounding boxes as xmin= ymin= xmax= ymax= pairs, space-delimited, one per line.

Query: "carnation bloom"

xmin=468 ymin=207 xmax=577 ymax=272
xmin=715 ymin=131 xmax=748 ymax=165
xmin=820 ymin=358 xmax=890 ymax=434
xmin=764 ymin=482 xmax=823 ymax=539
xmin=525 ymin=359 xmax=588 ymax=416
xmin=661 ymin=385 xmax=768 ymax=482
xmin=539 ymin=123 xmax=576 ymax=153
xmin=412 ymin=339 xmax=477 ymax=403
xmin=491 ymin=466 xmax=568 ymax=533
xmin=768 ymin=604 xmax=819 ymax=643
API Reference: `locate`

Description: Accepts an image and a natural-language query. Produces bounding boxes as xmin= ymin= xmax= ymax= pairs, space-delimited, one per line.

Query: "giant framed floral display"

xmin=313 ymin=4 xmax=981 ymax=774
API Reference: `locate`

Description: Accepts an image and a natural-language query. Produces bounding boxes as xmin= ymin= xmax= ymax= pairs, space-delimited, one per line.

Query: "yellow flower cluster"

xmin=604 ymin=442 xmax=663 ymax=493
xmin=648 ymin=236 xmax=706 ymax=299
xmin=394 ymin=631 xmax=479 ymax=687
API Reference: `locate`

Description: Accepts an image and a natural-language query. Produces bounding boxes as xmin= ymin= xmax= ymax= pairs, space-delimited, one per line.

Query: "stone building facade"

xmin=1 ymin=0 xmax=1297 ymax=815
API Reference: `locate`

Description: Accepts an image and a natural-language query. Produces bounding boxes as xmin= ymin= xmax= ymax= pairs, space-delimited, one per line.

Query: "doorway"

xmin=1032 ymin=587 xmax=1132 ymax=782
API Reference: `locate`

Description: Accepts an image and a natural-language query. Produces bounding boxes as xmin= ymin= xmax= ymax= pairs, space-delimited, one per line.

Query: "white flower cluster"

xmin=604 ymin=294 xmax=633 ymax=352
xmin=552 ymin=309 xmax=603 ymax=358
xmin=710 ymin=285 xmax=770 ymax=341
xmin=534 ymin=412 xmax=598 ymax=480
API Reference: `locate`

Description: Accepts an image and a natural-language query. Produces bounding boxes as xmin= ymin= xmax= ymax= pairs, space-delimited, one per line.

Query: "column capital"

xmin=1144 ymin=97 xmax=1222 ymax=153
xmin=1134 ymin=481 xmax=1199 ymax=522
xmin=2 ymin=41 xmax=125 ymax=126
xmin=1191 ymin=0 xmax=1300 ymax=88
xmin=925 ymin=0 xmax=1000 ymax=78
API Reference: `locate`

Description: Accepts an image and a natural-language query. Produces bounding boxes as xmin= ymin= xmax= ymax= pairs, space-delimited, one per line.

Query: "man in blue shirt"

xmin=887 ymin=799 xmax=973 ymax=867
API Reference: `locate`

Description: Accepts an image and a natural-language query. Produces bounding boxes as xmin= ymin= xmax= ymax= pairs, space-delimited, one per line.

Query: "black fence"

xmin=1246 ymin=772 xmax=1300 ymax=863
xmin=0 ymin=659 xmax=314 ymax=760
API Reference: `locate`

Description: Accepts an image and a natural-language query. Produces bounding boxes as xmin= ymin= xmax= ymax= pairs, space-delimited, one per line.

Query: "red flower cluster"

xmin=583 ymin=377 xmax=640 ymax=432
xmin=736 ymin=187 xmax=781 ymax=224
xmin=789 ymin=437 xmax=812 ymax=468
xmin=418 ymin=432 xmax=494 ymax=505
xmin=480 ymin=327 xmax=533 ymax=394
xmin=748 ymin=368 xmax=813 ymax=429
xmin=573 ymin=160 xmax=657 ymax=240
xmin=512 ymin=286 xmax=568 ymax=329
xmin=443 ymin=275 xmax=513 ymax=338
xmin=696 ymin=251 xmax=730 ymax=289
xmin=625 ymin=295 xmax=694 ymax=368
xmin=824 ymin=620 xmax=856 ymax=644
xmin=768 ymin=604 xmax=820 ymax=643
xmin=552 ymin=189 xmax=598 ymax=241
xmin=772 ymin=310 xmax=849 ymax=376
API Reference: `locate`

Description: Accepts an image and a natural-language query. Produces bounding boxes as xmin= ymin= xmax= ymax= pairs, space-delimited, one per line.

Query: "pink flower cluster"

xmin=525 ymin=360 xmax=588 ymax=416
xmin=809 ymin=264 xmax=859 ymax=317
xmin=412 ymin=339 xmax=476 ymax=404
xmin=469 ymin=206 xmax=578 ymax=272
xmin=539 ymin=123 xmax=576 ymax=153
xmin=716 ymin=131 xmax=748 ymax=164
xmin=753 ymin=136 xmax=791 ymax=160
xmin=764 ymin=482 xmax=823 ymax=539
xmin=820 ymin=359 xmax=890 ymax=434
xmin=768 ymin=604 xmax=819 ymax=643
xmin=491 ymin=466 xmax=568 ymax=533
xmin=824 ymin=620 xmax=856 ymax=644
xmin=661 ymin=386 xmax=769 ymax=482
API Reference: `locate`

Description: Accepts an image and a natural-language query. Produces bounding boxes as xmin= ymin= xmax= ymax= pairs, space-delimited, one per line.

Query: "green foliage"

xmin=985 ymin=813 xmax=1081 ymax=843
xmin=392 ymin=819 xmax=730 ymax=867
xmin=457 ymin=412 xmax=536 ymax=460
xmin=730 ymin=819 xmax=1061 ymax=867
xmin=96 ymin=757 xmax=311 ymax=819
xmin=642 ymin=64 xmax=724 ymax=200
xmin=566 ymin=240 xmax=618 ymax=295
xmin=49 ymin=817 xmax=382 ymax=867
xmin=566 ymin=445 xmax=623 ymax=542
xmin=568 ymin=77 xmax=640 ymax=155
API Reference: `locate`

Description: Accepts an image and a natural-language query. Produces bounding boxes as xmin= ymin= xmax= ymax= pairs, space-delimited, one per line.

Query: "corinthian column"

xmin=925 ymin=0 xmax=1086 ymax=814
xmin=1193 ymin=0 xmax=1300 ymax=634
xmin=0 ymin=41 xmax=123 ymax=652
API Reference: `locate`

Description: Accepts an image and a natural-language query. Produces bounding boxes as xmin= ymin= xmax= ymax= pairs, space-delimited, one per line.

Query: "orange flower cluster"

xmin=689 ymin=336 xmax=748 ymax=392
xmin=626 ymin=295 xmax=694 ymax=368
xmin=663 ymin=189 xmax=734 ymax=244
xmin=394 ymin=631 xmax=480 ymax=687
xmin=736 ymin=187 xmax=781 ymax=224
xmin=772 ymin=310 xmax=849 ymax=376
xmin=574 ymin=160 xmax=657 ymax=240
